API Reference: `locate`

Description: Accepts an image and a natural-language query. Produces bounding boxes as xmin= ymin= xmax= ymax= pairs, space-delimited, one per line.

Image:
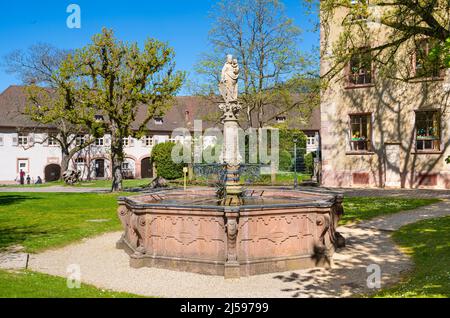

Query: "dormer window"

xmin=94 ymin=115 xmax=104 ymax=122
xmin=18 ymin=133 xmax=29 ymax=146
xmin=154 ymin=117 xmax=164 ymax=125
xmin=276 ymin=116 xmax=286 ymax=123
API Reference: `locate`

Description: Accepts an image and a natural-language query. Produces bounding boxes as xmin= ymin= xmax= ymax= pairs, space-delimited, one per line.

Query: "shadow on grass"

xmin=0 ymin=225 xmax=50 ymax=251
xmin=0 ymin=195 xmax=41 ymax=207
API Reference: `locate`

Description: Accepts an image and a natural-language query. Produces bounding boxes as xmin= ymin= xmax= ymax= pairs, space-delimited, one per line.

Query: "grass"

xmin=0 ymin=192 xmax=128 ymax=253
xmin=1 ymin=179 xmax=152 ymax=189
xmin=341 ymin=197 xmax=441 ymax=225
xmin=0 ymin=270 xmax=141 ymax=298
xmin=374 ymin=216 xmax=450 ymax=298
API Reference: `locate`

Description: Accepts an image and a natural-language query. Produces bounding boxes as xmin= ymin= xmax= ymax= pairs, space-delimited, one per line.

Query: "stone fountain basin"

xmin=117 ymin=188 xmax=344 ymax=278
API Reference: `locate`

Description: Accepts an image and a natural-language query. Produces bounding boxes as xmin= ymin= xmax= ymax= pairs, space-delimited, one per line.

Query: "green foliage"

xmin=59 ymin=28 xmax=185 ymax=191
xmin=151 ymin=142 xmax=184 ymax=180
xmin=276 ymin=123 xmax=307 ymax=153
xmin=279 ymin=150 xmax=292 ymax=171
xmin=0 ymin=192 xmax=128 ymax=252
xmin=0 ymin=270 xmax=141 ymax=298
xmin=375 ymin=216 xmax=450 ymax=298
xmin=304 ymin=152 xmax=314 ymax=174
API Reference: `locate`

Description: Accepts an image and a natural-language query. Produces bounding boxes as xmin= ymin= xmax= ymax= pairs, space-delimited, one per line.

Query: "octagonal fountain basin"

xmin=116 ymin=188 xmax=345 ymax=278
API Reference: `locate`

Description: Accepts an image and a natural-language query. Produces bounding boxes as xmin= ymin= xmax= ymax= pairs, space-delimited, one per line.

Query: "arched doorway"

xmin=44 ymin=164 xmax=61 ymax=182
xmin=140 ymin=157 xmax=153 ymax=179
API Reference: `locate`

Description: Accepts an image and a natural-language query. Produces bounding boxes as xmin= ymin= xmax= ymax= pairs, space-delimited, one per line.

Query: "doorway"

xmin=95 ymin=159 xmax=105 ymax=178
xmin=140 ymin=157 xmax=152 ymax=179
xmin=385 ymin=144 xmax=401 ymax=188
xmin=44 ymin=164 xmax=61 ymax=182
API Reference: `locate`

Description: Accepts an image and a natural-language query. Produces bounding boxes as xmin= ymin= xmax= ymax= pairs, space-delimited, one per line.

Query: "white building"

xmin=0 ymin=86 xmax=320 ymax=183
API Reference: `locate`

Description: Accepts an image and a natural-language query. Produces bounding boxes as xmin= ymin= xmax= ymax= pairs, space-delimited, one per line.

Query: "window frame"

xmin=414 ymin=110 xmax=441 ymax=153
xmin=348 ymin=113 xmax=373 ymax=153
xmin=412 ymin=39 xmax=445 ymax=80
xmin=18 ymin=133 xmax=29 ymax=146
xmin=347 ymin=47 xmax=374 ymax=88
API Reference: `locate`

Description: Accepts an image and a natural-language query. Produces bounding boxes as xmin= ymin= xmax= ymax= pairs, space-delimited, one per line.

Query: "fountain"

xmin=116 ymin=55 xmax=345 ymax=278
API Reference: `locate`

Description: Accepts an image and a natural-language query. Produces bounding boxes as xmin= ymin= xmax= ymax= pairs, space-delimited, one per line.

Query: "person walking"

xmin=19 ymin=169 xmax=25 ymax=185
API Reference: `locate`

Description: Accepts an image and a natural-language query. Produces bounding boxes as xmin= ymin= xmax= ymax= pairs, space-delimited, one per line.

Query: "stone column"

xmin=221 ymin=109 xmax=243 ymax=206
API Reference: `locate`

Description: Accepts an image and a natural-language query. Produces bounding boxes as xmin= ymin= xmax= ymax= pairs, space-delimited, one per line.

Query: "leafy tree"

xmin=196 ymin=0 xmax=319 ymax=128
xmin=151 ymin=142 xmax=184 ymax=180
xmin=2 ymin=43 xmax=100 ymax=178
xmin=60 ymin=29 xmax=185 ymax=191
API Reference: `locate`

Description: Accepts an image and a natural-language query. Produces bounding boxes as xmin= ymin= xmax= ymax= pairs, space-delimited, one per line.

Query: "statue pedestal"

xmin=221 ymin=105 xmax=243 ymax=206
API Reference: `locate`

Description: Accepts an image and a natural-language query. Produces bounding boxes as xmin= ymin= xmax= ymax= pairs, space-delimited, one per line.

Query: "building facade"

xmin=0 ymin=86 xmax=320 ymax=184
xmin=321 ymin=5 xmax=450 ymax=189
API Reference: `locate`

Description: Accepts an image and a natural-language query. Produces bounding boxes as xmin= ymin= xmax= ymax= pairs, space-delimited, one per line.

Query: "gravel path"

xmin=25 ymin=198 xmax=450 ymax=298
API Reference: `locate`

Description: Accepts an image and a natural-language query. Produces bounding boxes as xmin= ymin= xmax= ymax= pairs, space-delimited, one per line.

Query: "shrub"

xmin=304 ymin=152 xmax=315 ymax=175
xmin=151 ymin=142 xmax=185 ymax=180
xmin=279 ymin=150 xmax=292 ymax=172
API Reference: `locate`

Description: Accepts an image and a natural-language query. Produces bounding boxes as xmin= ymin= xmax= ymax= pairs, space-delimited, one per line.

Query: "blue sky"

xmin=0 ymin=0 xmax=318 ymax=94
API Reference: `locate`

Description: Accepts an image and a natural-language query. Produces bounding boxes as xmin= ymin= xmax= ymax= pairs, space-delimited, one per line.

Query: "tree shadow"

xmin=0 ymin=226 xmax=50 ymax=251
xmin=323 ymin=74 xmax=450 ymax=189
xmin=272 ymin=227 xmax=412 ymax=297
xmin=0 ymin=195 xmax=40 ymax=206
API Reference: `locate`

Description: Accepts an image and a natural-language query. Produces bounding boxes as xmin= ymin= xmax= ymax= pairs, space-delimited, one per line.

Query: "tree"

xmin=2 ymin=43 xmax=99 ymax=177
xmin=310 ymin=0 xmax=450 ymax=82
xmin=196 ymin=0 xmax=319 ymax=128
xmin=60 ymin=29 xmax=185 ymax=191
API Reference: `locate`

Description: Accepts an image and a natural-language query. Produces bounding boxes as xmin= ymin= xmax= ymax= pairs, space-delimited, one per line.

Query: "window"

xmin=348 ymin=48 xmax=373 ymax=86
xmin=122 ymin=162 xmax=130 ymax=171
xmin=415 ymin=111 xmax=440 ymax=151
xmin=18 ymin=133 xmax=28 ymax=146
xmin=75 ymin=134 xmax=86 ymax=146
xmin=143 ymin=135 xmax=153 ymax=147
xmin=414 ymin=39 xmax=443 ymax=78
xmin=96 ymin=137 xmax=104 ymax=146
xmin=154 ymin=117 xmax=164 ymax=125
xmin=276 ymin=116 xmax=286 ymax=123
xmin=48 ymin=134 xmax=57 ymax=146
xmin=350 ymin=114 xmax=372 ymax=151
xmin=307 ymin=136 xmax=316 ymax=146
xmin=94 ymin=115 xmax=104 ymax=122
xmin=123 ymin=137 xmax=129 ymax=147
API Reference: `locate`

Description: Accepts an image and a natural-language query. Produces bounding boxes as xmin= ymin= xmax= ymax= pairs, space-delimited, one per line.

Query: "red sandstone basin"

xmin=117 ymin=187 xmax=345 ymax=278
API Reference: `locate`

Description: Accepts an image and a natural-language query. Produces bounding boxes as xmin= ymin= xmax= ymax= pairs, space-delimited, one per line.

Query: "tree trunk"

xmin=110 ymin=132 xmax=124 ymax=192
xmin=111 ymin=156 xmax=123 ymax=192
xmin=60 ymin=151 xmax=71 ymax=179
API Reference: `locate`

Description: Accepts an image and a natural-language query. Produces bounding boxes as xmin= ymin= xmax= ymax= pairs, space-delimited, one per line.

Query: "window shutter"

xmin=29 ymin=134 xmax=35 ymax=146
xmin=0 ymin=136 xmax=3 ymax=146
xmin=141 ymin=138 xmax=146 ymax=147
xmin=130 ymin=138 xmax=135 ymax=147
xmin=105 ymin=136 xmax=111 ymax=146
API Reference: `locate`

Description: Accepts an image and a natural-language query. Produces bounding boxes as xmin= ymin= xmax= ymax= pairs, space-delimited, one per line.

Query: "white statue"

xmin=219 ymin=54 xmax=239 ymax=103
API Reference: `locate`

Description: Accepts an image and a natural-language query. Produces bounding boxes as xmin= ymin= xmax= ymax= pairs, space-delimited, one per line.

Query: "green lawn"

xmin=0 ymin=192 xmax=127 ymax=253
xmin=374 ymin=216 xmax=450 ymax=298
xmin=0 ymin=270 xmax=141 ymax=298
xmin=341 ymin=197 xmax=441 ymax=225
xmin=0 ymin=179 xmax=152 ymax=189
